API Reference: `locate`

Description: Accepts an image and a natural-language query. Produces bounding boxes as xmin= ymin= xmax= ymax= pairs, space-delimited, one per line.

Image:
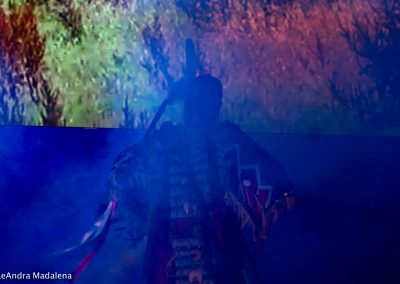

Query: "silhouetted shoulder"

xmin=221 ymin=120 xmax=243 ymax=134
xmin=220 ymin=120 xmax=267 ymax=156
xmin=220 ymin=120 xmax=293 ymax=196
xmin=158 ymin=121 xmax=185 ymax=150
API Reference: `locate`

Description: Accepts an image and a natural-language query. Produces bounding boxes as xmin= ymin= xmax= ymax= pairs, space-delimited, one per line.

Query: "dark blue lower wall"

xmin=0 ymin=126 xmax=399 ymax=283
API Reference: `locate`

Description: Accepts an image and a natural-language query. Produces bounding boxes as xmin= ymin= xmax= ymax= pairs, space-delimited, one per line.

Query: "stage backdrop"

xmin=1 ymin=0 xmax=399 ymax=135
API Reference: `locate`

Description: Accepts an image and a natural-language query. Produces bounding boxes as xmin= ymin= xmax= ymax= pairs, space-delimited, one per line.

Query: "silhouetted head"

xmin=184 ymin=75 xmax=223 ymax=127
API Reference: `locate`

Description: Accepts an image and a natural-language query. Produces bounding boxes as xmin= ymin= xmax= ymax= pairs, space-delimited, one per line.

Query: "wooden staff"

xmin=143 ymin=38 xmax=197 ymax=139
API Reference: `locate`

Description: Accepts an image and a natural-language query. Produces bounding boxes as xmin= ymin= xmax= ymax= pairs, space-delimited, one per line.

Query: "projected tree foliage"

xmin=0 ymin=0 xmax=398 ymax=135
